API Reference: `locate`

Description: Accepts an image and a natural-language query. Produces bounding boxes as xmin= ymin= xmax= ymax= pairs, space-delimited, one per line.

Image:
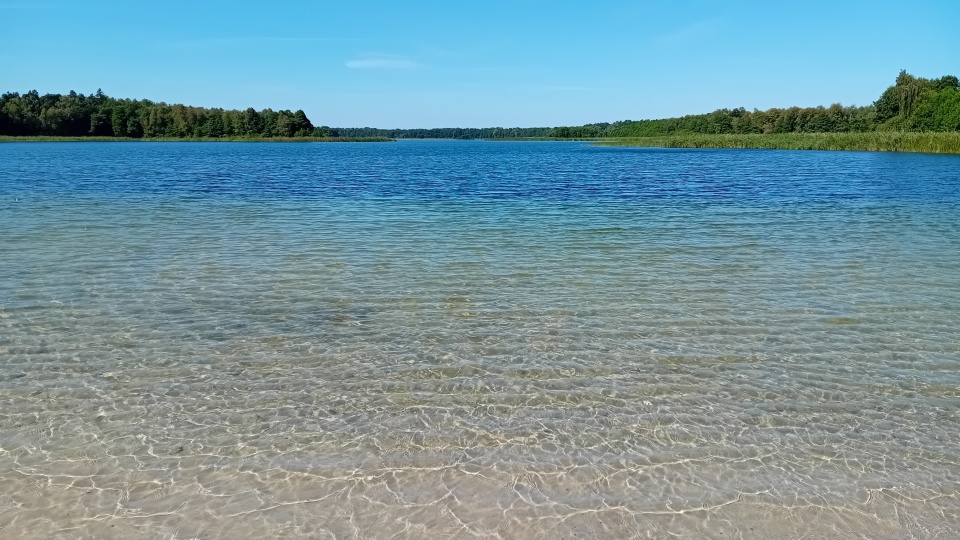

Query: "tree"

xmin=202 ymin=110 xmax=225 ymax=138
xmin=111 ymin=107 xmax=129 ymax=137
xmin=243 ymin=107 xmax=263 ymax=136
xmin=293 ymin=109 xmax=313 ymax=136
xmin=912 ymin=88 xmax=960 ymax=131
xmin=935 ymin=75 xmax=959 ymax=92
xmin=874 ymin=86 xmax=899 ymax=122
xmin=895 ymin=70 xmax=929 ymax=118
xmin=89 ymin=112 xmax=111 ymax=136
xmin=260 ymin=108 xmax=278 ymax=137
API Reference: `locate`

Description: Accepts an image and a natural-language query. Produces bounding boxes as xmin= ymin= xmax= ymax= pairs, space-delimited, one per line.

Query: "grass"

xmin=596 ymin=132 xmax=960 ymax=154
xmin=0 ymin=135 xmax=394 ymax=143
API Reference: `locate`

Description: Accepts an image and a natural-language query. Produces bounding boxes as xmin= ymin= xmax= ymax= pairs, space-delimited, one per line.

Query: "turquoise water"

xmin=1 ymin=141 xmax=959 ymax=539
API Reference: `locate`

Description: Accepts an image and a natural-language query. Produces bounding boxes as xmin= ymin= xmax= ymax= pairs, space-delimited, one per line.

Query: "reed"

xmin=597 ymin=132 xmax=960 ymax=154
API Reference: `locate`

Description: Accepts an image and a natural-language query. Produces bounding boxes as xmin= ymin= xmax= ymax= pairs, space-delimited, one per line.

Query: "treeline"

xmin=580 ymin=71 xmax=960 ymax=138
xmin=547 ymin=122 xmax=635 ymax=138
xmin=331 ymin=127 xmax=553 ymax=139
xmin=0 ymin=88 xmax=552 ymax=140
xmin=0 ymin=90 xmax=335 ymax=138
xmin=4 ymin=70 xmax=958 ymax=141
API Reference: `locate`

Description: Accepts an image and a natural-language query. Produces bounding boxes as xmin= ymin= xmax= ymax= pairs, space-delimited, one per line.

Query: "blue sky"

xmin=3 ymin=1 xmax=958 ymax=128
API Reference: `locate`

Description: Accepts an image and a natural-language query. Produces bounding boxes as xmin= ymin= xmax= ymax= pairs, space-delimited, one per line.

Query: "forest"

xmin=0 ymin=90 xmax=327 ymax=139
xmin=2 ymin=71 xmax=957 ymax=140
xmin=553 ymin=71 xmax=960 ymax=138
xmin=0 ymin=90 xmax=550 ymax=140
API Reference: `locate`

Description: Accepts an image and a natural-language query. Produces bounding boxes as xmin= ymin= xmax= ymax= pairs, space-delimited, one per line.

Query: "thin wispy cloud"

xmin=346 ymin=54 xmax=420 ymax=70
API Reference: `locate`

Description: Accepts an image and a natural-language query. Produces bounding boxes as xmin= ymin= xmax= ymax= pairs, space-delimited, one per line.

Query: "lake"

xmin=1 ymin=140 xmax=959 ymax=539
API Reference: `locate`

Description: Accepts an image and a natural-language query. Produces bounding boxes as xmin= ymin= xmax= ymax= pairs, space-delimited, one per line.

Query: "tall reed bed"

xmin=598 ymin=132 xmax=960 ymax=154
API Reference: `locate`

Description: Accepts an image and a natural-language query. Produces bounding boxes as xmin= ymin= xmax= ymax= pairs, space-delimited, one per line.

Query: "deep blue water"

xmin=3 ymin=140 xmax=958 ymax=202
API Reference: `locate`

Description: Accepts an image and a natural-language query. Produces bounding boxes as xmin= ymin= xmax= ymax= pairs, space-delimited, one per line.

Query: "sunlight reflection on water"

xmin=1 ymin=141 xmax=959 ymax=538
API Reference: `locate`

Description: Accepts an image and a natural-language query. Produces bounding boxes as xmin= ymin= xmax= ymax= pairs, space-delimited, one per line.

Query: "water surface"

xmin=1 ymin=141 xmax=959 ymax=539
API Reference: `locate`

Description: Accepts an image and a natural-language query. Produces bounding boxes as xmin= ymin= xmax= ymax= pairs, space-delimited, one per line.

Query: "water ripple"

xmin=0 ymin=141 xmax=959 ymax=538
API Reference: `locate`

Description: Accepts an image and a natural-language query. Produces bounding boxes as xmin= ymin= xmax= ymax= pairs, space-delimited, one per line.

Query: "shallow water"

xmin=1 ymin=141 xmax=959 ymax=539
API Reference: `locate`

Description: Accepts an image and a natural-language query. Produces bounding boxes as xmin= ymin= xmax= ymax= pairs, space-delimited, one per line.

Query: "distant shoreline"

xmin=0 ymin=136 xmax=394 ymax=143
xmin=594 ymin=132 xmax=960 ymax=155
xmin=5 ymin=133 xmax=960 ymax=155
